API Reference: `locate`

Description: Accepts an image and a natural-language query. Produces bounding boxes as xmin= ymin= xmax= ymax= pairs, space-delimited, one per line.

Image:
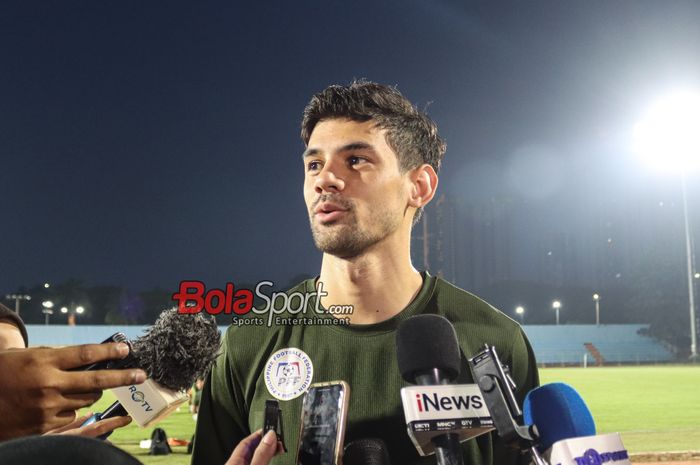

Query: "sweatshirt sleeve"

xmin=191 ymin=328 xmax=251 ymax=465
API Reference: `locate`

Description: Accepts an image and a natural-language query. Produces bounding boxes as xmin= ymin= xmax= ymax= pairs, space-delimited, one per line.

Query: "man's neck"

xmin=317 ymin=237 xmax=423 ymax=325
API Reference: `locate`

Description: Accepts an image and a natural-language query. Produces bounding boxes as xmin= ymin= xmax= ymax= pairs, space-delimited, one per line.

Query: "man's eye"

xmin=348 ymin=156 xmax=365 ymax=166
xmin=307 ymin=160 xmax=321 ymax=171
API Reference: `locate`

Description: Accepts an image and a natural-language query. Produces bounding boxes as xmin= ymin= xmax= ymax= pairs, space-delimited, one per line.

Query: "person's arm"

xmin=0 ymin=303 xmax=28 ymax=349
xmin=0 ymin=319 xmax=26 ymax=350
xmin=44 ymin=412 xmax=133 ymax=438
xmin=0 ymin=342 xmax=147 ymax=441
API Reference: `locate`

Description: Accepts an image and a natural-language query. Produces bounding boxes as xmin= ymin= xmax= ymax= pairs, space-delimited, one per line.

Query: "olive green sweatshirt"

xmin=192 ymin=272 xmax=539 ymax=465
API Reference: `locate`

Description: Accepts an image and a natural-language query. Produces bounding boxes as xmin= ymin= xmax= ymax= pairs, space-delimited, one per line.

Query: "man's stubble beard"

xmin=309 ymin=200 xmax=403 ymax=259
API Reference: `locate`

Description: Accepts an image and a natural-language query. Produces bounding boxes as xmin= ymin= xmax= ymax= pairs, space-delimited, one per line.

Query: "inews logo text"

xmin=414 ymin=392 xmax=484 ymax=412
xmin=171 ymin=280 xmax=353 ymax=327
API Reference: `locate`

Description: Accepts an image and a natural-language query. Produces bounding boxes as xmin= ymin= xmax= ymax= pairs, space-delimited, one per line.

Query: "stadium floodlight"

xmin=60 ymin=307 xmax=68 ymax=314
xmin=41 ymin=300 xmax=54 ymax=325
xmin=75 ymin=306 xmax=85 ymax=314
xmin=515 ymin=306 xmax=525 ymax=324
xmin=633 ymin=91 xmax=700 ymax=173
xmin=4 ymin=294 xmax=31 ymax=316
xmin=44 ymin=282 xmax=50 ymax=288
xmin=695 ymin=272 xmax=700 ymax=279
xmin=634 ymin=90 xmax=700 ymax=359
xmin=593 ymin=293 xmax=601 ymax=326
xmin=552 ymin=300 xmax=561 ymax=326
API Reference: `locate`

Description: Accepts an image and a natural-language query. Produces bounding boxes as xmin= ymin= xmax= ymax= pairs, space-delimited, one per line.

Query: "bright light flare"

xmin=634 ymin=91 xmax=700 ymax=173
xmin=76 ymin=306 xmax=85 ymax=314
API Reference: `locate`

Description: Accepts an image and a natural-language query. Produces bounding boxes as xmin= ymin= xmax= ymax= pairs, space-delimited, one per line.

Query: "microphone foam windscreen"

xmin=344 ymin=439 xmax=391 ymax=465
xmin=132 ymin=308 xmax=220 ymax=392
xmin=523 ymin=382 xmax=596 ymax=451
xmin=396 ymin=314 xmax=461 ymax=383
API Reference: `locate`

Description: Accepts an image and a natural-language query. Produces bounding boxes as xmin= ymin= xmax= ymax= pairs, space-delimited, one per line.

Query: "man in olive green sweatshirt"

xmin=193 ymin=81 xmax=539 ymax=465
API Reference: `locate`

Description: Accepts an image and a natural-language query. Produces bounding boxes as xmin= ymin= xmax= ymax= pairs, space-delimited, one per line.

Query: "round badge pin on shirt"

xmin=264 ymin=347 xmax=314 ymax=401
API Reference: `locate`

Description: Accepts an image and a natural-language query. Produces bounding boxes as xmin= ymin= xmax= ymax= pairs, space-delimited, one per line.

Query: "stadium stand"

xmin=522 ymin=324 xmax=675 ymax=365
xmin=25 ymin=323 xmax=675 ymax=366
xmin=25 ymin=325 xmax=233 ymax=347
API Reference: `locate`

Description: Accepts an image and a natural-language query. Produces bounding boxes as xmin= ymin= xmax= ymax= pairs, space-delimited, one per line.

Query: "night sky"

xmin=2 ymin=1 xmax=699 ymax=294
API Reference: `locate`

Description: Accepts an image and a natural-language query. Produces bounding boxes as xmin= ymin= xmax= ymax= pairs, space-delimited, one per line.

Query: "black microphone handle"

xmin=71 ymin=333 xmax=136 ymax=372
xmin=98 ymin=400 xmax=129 ymax=420
xmin=415 ymin=368 xmax=452 ymax=386
xmin=433 ymin=434 xmax=465 ymax=465
xmin=80 ymin=401 xmax=129 ymax=441
xmin=413 ymin=370 xmax=465 ymax=465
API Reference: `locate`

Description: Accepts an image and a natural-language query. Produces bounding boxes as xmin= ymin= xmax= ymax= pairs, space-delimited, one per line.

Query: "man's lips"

xmin=315 ymin=210 xmax=347 ymax=222
xmin=314 ymin=202 xmax=348 ymax=222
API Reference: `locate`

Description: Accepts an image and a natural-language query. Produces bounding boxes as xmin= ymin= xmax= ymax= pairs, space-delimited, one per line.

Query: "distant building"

xmin=411 ymin=190 xmax=693 ymax=293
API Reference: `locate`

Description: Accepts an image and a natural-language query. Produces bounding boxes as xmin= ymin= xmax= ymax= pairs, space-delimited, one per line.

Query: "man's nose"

xmin=314 ymin=163 xmax=345 ymax=193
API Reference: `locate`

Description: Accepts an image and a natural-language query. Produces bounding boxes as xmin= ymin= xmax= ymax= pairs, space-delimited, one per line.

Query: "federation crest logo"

xmin=264 ymin=347 xmax=313 ymax=401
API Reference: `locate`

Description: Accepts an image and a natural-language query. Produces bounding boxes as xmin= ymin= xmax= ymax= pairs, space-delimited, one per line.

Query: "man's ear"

xmin=407 ymin=164 xmax=438 ymax=209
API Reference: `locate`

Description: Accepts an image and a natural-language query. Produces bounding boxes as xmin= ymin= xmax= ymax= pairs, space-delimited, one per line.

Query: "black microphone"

xmin=396 ymin=314 xmax=464 ymax=465
xmin=343 ymin=439 xmax=391 ymax=465
xmin=468 ymin=345 xmax=546 ymax=465
xmin=81 ymin=308 xmax=220 ymax=436
xmin=77 ymin=307 xmax=220 ymax=391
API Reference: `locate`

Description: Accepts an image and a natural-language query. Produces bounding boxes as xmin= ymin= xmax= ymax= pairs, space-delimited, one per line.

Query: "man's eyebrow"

xmin=302 ymin=148 xmax=320 ymax=159
xmin=302 ymin=142 xmax=375 ymax=159
xmin=338 ymin=142 xmax=375 ymax=153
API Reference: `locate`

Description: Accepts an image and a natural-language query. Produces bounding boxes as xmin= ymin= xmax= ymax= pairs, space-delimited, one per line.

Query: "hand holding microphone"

xmin=80 ymin=308 xmax=221 ymax=436
xmin=225 ymin=430 xmax=285 ymax=465
xmin=45 ymin=411 xmax=133 ymax=439
xmin=0 ymin=342 xmax=146 ymax=441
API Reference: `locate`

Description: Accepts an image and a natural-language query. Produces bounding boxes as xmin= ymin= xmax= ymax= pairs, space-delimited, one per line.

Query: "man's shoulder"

xmin=430 ymin=276 xmax=524 ymax=351
xmin=431 ymin=276 xmax=517 ymax=326
xmin=429 ymin=276 xmax=535 ymax=383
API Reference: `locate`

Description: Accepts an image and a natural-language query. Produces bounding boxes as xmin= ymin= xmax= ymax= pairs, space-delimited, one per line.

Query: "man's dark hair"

xmin=301 ymin=80 xmax=446 ymax=224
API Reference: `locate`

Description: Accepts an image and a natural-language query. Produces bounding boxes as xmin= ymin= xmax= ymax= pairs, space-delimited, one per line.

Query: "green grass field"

xmin=539 ymin=366 xmax=700 ymax=454
xmin=89 ymin=365 xmax=700 ymax=465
